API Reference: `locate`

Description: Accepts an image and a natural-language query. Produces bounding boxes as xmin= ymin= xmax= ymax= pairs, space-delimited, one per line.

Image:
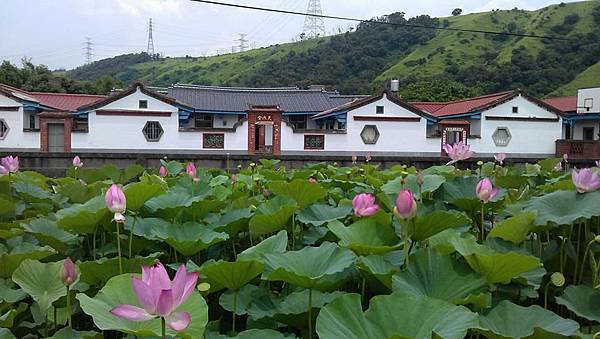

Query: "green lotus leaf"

xmin=382 ymin=174 xmax=446 ymax=199
xmin=392 ymin=248 xmax=489 ymax=307
xmin=11 ymin=259 xmax=66 ymax=315
xmin=297 ymin=203 xmax=352 ymax=227
xmin=0 ymin=195 xmax=16 ymax=216
xmin=0 ymin=303 xmax=27 ymax=328
xmin=55 ymin=179 xmax=103 ymax=204
xmin=441 ymin=230 xmax=541 ymax=284
xmin=0 ymin=241 xmax=56 ymax=278
xmin=208 ymin=207 xmax=253 ymax=236
xmin=409 ymin=210 xmax=471 ymax=241
xmin=526 ymin=190 xmax=600 ymax=226
xmin=20 ymin=217 xmax=78 ymax=252
xmin=201 ymin=259 xmax=264 ymax=292
xmin=436 ymin=176 xmax=482 ymax=211
xmin=47 ymin=327 xmax=102 ymax=339
xmin=123 ymin=181 xmax=166 ymax=211
xmin=143 ymin=184 xmax=211 ymax=216
xmin=249 ymin=196 xmax=297 ymax=236
xmin=161 ymin=160 xmax=184 ymax=177
xmin=56 ymin=195 xmax=109 ymax=234
xmin=316 ymin=293 xmax=478 ymax=339
xmin=264 ymin=242 xmax=356 ymax=290
xmin=555 ymin=285 xmax=600 ymax=323
xmin=487 ymin=211 xmax=536 ymax=244
xmin=327 ymin=219 xmax=401 ymax=256
xmin=0 ymin=328 xmax=17 ymax=339
xmin=235 ymin=232 xmax=286 ymax=266
xmin=219 ymin=284 xmax=263 ymax=315
xmin=268 ymin=180 xmax=327 ymax=208
xmin=151 ymin=221 xmax=228 ymax=257
xmin=12 ymin=181 xmax=53 ymax=201
xmin=205 ymin=328 xmax=297 ymax=339
xmin=77 ymin=273 xmax=208 ymax=338
xmin=477 ymin=300 xmax=580 ymax=338
xmin=356 ymin=255 xmax=400 ymax=289
xmin=78 ymin=254 xmax=160 ymax=286
xmin=0 ymin=278 xmax=27 ymax=303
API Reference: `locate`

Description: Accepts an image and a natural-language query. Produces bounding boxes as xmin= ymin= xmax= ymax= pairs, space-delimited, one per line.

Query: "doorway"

xmin=48 ymin=123 xmax=65 ymax=152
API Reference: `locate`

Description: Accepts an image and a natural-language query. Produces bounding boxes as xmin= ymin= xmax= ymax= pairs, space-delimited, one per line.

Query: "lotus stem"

xmin=480 ymin=204 xmax=485 ymax=242
xmin=544 ymin=280 xmax=551 ymax=309
xmin=92 ymin=224 xmax=97 ymax=260
xmin=116 ymin=221 xmax=123 ymax=274
xmin=559 ymin=238 xmax=565 ymax=276
xmin=53 ymin=305 xmax=57 ymax=333
xmin=574 ymin=224 xmax=582 ymax=284
xmin=308 ymin=288 xmax=313 ymax=339
xmin=129 ymin=217 xmax=137 ymax=259
xmin=579 ymin=239 xmax=595 ymax=284
xmin=161 ymin=316 xmax=166 ymax=339
xmin=66 ymin=285 xmax=72 ymax=328
xmin=232 ymin=290 xmax=238 ymax=333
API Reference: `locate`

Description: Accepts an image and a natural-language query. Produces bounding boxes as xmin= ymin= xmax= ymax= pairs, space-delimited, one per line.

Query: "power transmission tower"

xmin=83 ymin=37 xmax=93 ymax=64
xmin=147 ymin=18 xmax=155 ymax=58
xmin=302 ymin=0 xmax=325 ymax=39
xmin=237 ymin=33 xmax=248 ymax=52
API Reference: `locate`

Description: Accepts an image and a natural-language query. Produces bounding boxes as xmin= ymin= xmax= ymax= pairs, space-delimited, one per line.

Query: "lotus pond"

xmin=1 ymin=156 xmax=600 ymax=339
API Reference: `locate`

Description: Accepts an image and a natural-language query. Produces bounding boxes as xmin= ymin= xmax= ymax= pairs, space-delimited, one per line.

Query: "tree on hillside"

xmin=452 ymin=8 xmax=462 ymax=16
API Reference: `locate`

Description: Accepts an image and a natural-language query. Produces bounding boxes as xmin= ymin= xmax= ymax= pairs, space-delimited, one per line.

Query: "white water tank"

xmin=390 ymin=79 xmax=400 ymax=93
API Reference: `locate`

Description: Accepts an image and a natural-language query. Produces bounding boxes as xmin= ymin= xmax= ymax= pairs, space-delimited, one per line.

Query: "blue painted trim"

xmin=312 ymin=110 xmax=349 ymax=120
xmin=564 ymin=113 xmax=600 ymax=122
xmin=437 ymin=111 xmax=482 ymax=120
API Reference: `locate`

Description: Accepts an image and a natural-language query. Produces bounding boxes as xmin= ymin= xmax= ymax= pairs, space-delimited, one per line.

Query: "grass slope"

xmin=551 ymin=60 xmax=600 ymax=96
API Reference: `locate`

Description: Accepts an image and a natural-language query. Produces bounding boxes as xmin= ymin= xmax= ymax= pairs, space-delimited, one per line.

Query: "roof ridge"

xmin=443 ymin=90 xmax=514 ymax=104
xmin=172 ymin=84 xmax=307 ymax=92
xmin=29 ymin=92 xmax=106 ymax=97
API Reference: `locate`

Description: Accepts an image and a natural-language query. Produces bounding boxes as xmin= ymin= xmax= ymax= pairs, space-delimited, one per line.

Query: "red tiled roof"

xmin=409 ymin=91 xmax=515 ymax=117
xmin=27 ymin=92 xmax=106 ymax=112
xmin=542 ymin=96 xmax=577 ymax=113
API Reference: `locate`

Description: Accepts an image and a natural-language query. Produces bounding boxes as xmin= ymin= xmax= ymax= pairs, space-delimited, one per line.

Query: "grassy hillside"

xmin=66 ymin=1 xmax=600 ymax=99
xmin=551 ymin=60 xmax=600 ymax=96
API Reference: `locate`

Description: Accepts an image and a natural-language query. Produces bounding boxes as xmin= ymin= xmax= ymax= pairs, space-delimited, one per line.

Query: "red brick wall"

xmin=39 ymin=115 xmax=72 ymax=152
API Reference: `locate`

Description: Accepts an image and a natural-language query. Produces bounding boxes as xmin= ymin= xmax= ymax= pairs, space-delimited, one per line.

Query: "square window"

xmin=376 ymin=106 xmax=385 ymax=114
xmin=289 ymin=115 xmax=307 ymax=130
xmin=584 ymin=98 xmax=593 ymax=111
xmin=195 ymin=114 xmax=214 ymax=128
xmin=139 ymin=100 xmax=148 ymax=109
xmin=512 ymin=106 xmax=518 ymax=113
xmin=203 ymin=133 xmax=224 ymax=148
xmin=142 ymin=121 xmax=164 ymax=142
xmin=583 ymin=127 xmax=595 ymax=140
xmin=304 ymin=135 xmax=324 ymax=150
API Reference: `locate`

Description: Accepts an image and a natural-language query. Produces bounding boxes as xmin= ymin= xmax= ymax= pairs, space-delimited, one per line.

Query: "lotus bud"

xmin=105 ymin=184 xmax=126 ymax=223
xmin=596 ymin=160 xmax=600 ymax=168
xmin=352 ymin=193 xmax=379 ymax=217
xmin=230 ymin=174 xmax=237 ymax=184
xmin=351 ymin=153 xmax=357 ymax=164
xmin=186 ymin=162 xmax=197 ymax=178
xmin=159 ymin=166 xmax=168 ymax=177
xmin=394 ymin=189 xmax=417 ymax=219
xmin=550 ymin=272 xmax=565 ymax=287
xmin=553 ymin=162 xmax=562 ymax=172
xmin=476 ymin=178 xmax=499 ymax=203
xmin=1 ymin=156 xmax=19 ymax=173
xmin=60 ymin=257 xmax=77 ymax=286
xmin=308 ymin=176 xmax=317 ymax=183
xmin=72 ymin=156 xmax=83 ymax=168
xmin=494 ymin=153 xmax=507 ymax=165
xmin=563 ymin=153 xmax=568 ymax=162
xmin=365 ymin=152 xmax=372 ymax=162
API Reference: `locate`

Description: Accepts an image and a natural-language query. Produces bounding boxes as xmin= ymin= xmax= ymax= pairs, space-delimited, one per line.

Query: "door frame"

xmin=247 ymin=106 xmax=281 ymax=155
xmin=39 ymin=111 xmax=72 ymax=152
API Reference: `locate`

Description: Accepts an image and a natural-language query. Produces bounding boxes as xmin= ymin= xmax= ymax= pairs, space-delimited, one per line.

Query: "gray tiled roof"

xmin=167 ymin=84 xmax=357 ymax=113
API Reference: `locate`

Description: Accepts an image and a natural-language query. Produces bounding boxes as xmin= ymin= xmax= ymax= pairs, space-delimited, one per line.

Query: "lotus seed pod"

xmin=477 ymin=161 xmax=484 ymax=166
xmin=197 ymin=282 xmax=211 ymax=292
xmin=551 ymin=272 xmax=565 ymax=287
xmin=595 ymin=235 xmax=600 ymax=243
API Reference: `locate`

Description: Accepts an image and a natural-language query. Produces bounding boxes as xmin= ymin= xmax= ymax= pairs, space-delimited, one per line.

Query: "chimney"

xmin=390 ymin=79 xmax=400 ymax=93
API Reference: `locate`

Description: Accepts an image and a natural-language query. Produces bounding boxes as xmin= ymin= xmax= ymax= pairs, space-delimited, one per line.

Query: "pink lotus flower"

xmin=1 ymin=156 xmax=19 ymax=173
xmin=563 ymin=154 xmax=569 ymax=163
xmin=60 ymin=257 xmax=77 ymax=286
xmin=554 ymin=162 xmax=563 ymax=172
xmin=596 ymin=160 xmax=600 ymax=168
xmin=110 ymin=262 xmax=198 ymax=332
xmin=572 ymin=168 xmax=600 ymax=193
xmin=159 ymin=166 xmax=168 ymax=177
xmin=351 ymin=153 xmax=357 ymax=164
xmin=0 ymin=165 xmax=7 ymax=176
xmin=352 ymin=193 xmax=379 ymax=217
xmin=394 ymin=189 xmax=417 ymax=219
xmin=443 ymin=142 xmax=473 ymax=165
xmin=476 ymin=178 xmax=499 ymax=203
xmin=105 ymin=184 xmax=126 ymax=223
xmin=494 ymin=153 xmax=506 ymax=165
xmin=186 ymin=163 xmax=196 ymax=178
xmin=308 ymin=176 xmax=317 ymax=184
xmin=365 ymin=152 xmax=372 ymax=163
xmin=72 ymin=156 xmax=83 ymax=168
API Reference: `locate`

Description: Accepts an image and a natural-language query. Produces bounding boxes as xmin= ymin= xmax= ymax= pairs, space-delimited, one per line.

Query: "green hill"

xmin=551 ymin=60 xmax=600 ymax=96
xmin=65 ymin=1 xmax=600 ymax=100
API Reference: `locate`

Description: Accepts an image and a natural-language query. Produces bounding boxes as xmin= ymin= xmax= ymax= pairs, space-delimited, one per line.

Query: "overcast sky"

xmin=0 ymin=0 xmax=583 ymax=70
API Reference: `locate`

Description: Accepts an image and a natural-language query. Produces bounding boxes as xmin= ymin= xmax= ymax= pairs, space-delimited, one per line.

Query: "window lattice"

xmin=304 ymin=135 xmax=324 ymax=150
xmin=142 ymin=121 xmax=164 ymax=142
xmin=0 ymin=119 xmax=8 ymax=140
xmin=492 ymin=127 xmax=511 ymax=147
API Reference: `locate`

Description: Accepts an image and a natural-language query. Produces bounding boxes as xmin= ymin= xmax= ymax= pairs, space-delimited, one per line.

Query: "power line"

xmin=303 ymin=0 xmax=325 ymax=39
xmin=187 ymin=0 xmax=571 ymax=41
xmin=83 ymin=37 xmax=93 ymax=64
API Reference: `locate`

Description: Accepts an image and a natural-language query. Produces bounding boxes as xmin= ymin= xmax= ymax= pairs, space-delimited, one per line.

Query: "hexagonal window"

xmin=0 ymin=119 xmax=9 ymax=140
xmin=142 ymin=121 xmax=164 ymax=142
xmin=360 ymin=125 xmax=380 ymax=145
xmin=492 ymin=127 xmax=511 ymax=147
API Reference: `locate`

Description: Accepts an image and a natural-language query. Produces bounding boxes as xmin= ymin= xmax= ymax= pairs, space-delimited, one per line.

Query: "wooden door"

xmin=48 ymin=123 xmax=65 ymax=152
